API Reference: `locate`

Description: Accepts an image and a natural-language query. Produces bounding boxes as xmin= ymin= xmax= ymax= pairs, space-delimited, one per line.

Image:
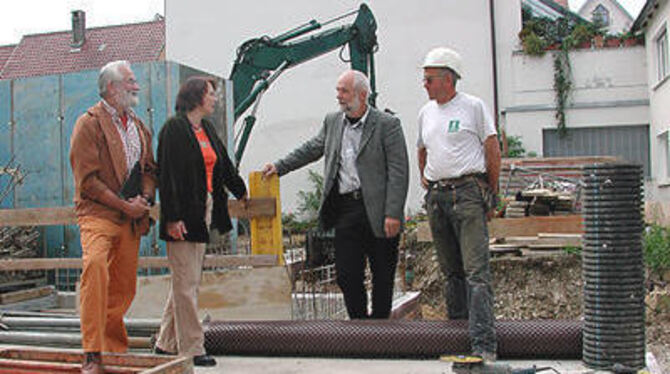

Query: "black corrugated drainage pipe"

xmin=204 ymin=319 xmax=581 ymax=359
xmin=581 ymin=163 xmax=646 ymax=370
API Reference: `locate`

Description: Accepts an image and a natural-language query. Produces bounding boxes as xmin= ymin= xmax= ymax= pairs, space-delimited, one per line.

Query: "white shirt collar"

xmin=344 ymin=106 xmax=370 ymax=129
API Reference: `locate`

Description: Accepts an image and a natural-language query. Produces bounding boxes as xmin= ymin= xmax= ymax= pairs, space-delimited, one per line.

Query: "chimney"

xmin=71 ymin=10 xmax=86 ymax=48
xmin=554 ymin=0 xmax=570 ymax=10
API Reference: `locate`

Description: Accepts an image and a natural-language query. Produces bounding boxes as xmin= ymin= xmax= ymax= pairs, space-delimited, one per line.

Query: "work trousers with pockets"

xmin=78 ymin=216 xmax=140 ymax=353
xmin=334 ymin=193 xmax=399 ymax=319
xmin=156 ymin=194 xmax=212 ymax=357
xmin=425 ymin=179 xmax=497 ymax=355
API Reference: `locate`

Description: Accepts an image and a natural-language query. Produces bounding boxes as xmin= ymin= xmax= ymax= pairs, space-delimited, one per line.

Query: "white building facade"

xmin=165 ymin=0 xmax=511 ymax=214
xmin=634 ymin=0 xmax=670 ymax=204
xmin=165 ymin=0 xmax=650 ymax=215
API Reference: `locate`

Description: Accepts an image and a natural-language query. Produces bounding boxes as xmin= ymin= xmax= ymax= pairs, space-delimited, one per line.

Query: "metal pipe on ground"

xmin=204 ymin=319 xmax=582 ymax=359
xmin=0 ymin=316 xmax=160 ymax=331
xmin=0 ymin=331 xmax=150 ymax=349
xmin=0 ymin=309 xmax=76 ymax=318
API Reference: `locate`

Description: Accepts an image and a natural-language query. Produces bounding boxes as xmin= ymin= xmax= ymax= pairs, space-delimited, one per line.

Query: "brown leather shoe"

xmin=81 ymin=360 xmax=103 ymax=374
xmin=81 ymin=352 xmax=103 ymax=374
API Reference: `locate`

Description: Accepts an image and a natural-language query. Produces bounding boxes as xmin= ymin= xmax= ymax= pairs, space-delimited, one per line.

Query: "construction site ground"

xmin=410 ymin=238 xmax=670 ymax=374
xmin=193 ymin=356 xmax=588 ymax=373
xmin=1 ymin=228 xmax=668 ymax=372
xmin=193 ymin=233 xmax=669 ymax=373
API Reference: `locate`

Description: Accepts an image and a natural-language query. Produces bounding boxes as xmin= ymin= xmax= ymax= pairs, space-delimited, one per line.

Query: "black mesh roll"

xmin=204 ymin=319 xmax=582 ymax=359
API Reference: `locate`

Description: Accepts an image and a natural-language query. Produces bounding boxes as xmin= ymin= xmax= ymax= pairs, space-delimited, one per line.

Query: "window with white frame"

xmin=657 ymin=28 xmax=669 ymax=83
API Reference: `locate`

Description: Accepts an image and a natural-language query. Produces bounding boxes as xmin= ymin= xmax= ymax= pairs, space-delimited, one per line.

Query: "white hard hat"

xmin=422 ymin=47 xmax=462 ymax=78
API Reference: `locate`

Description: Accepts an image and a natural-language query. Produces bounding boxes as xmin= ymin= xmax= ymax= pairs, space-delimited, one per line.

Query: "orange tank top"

xmin=194 ymin=128 xmax=217 ymax=193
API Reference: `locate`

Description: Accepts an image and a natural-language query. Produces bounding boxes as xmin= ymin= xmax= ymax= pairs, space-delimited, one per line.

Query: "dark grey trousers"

xmin=425 ymin=179 xmax=497 ymax=355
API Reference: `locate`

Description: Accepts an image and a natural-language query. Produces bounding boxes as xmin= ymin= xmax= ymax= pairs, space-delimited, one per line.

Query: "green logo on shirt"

xmin=448 ymin=120 xmax=460 ymax=133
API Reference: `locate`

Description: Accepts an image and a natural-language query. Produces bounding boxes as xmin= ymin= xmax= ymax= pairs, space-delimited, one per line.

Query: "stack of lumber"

xmin=505 ymin=200 xmax=528 ymax=218
xmin=489 ymin=233 xmax=582 ymax=257
xmin=0 ymin=226 xmax=45 ymax=301
xmin=0 ymin=226 xmax=39 ymax=259
xmin=520 ymin=188 xmax=576 ymax=216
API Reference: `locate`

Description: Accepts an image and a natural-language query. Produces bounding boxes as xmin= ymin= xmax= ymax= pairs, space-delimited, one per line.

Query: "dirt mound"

xmin=409 ymin=241 xmax=670 ymax=351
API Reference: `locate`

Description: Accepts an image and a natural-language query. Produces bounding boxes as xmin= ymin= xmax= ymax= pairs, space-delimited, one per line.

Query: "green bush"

xmin=282 ymin=212 xmax=316 ymax=233
xmin=296 ymin=169 xmax=323 ymax=219
xmin=643 ymin=225 xmax=670 ymax=275
xmin=562 ymin=246 xmax=582 ymax=256
xmin=566 ymin=23 xmax=593 ymax=48
xmin=522 ymin=31 xmax=546 ymax=56
xmin=506 ymin=135 xmax=526 ymax=158
xmin=282 ymin=169 xmax=323 ymax=233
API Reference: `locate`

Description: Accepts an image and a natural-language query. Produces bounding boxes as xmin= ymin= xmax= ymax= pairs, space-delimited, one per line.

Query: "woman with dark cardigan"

xmin=154 ymin=76 xmax=247 ymax=367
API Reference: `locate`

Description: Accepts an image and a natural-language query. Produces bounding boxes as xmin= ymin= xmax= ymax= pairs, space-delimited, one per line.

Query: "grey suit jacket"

xmin=275 ymin=107 xmax=409 ymax=238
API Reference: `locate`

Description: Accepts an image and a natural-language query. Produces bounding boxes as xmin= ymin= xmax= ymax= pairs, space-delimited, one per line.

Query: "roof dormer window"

xmin=592 ymin=4 xmax=610 ymax=26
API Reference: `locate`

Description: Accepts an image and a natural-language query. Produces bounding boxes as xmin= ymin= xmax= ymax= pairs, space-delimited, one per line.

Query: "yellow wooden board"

xmin=249 ymin=172 xmax=283 ymax=265
xmin=439 ymin=355 xmax=483 ymax=364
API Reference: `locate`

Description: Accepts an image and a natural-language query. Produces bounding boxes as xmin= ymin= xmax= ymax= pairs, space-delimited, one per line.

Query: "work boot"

xmin=193 ymin=354 xmax=217 ymax=367
xmin=81 ymin=352 xmax=103 ymax=374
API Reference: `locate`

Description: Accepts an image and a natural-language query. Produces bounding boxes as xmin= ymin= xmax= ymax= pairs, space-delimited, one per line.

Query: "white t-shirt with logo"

xmin=417 ymin=92 xmax=497 ymax=181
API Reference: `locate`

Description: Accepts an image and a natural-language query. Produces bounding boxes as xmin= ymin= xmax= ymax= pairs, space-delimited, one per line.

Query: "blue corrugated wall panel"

xmin=0 ymin=80 xmax=12 ymax=209
xmin=13 ymin=75 xmax=64 ymax=255
xmin=60 ymin=69 xmax=98 ymax=271
xmin=13 ymin=76 xmax=62 ymax=208
xmin=1 ymin=62 xmax=197 ymax=284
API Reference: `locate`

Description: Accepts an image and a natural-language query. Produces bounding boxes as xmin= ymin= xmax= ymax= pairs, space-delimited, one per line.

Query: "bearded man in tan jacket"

xmin=69 ymin=60 xmax=157 ymax=374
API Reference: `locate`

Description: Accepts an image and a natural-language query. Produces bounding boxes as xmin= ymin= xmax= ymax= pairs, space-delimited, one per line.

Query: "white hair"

xmin=98 ymin=60 xmax=131 ymax=98
xmin=351 ymin=70 xmax=371 ymax=98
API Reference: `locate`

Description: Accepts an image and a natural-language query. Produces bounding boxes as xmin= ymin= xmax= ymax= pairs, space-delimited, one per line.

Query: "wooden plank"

xmin=0 ymin=278 xmax=47 ymax=293
xmin=0 ymin=286 xmax=54 ymax=305
xmin=0 ymin=254 xmax=277 ymax=271
xmin=0 ymin=358 xmax=91 ymax=373
xmin=0 ymin=358 xmax=141 ymax=374
xmin=0 ymin=206 xmax=160 ymax=227
xmin=227 ymin=197 xmax=276 ymax=218
xmin=0 ymin=347 xmax=189 ymax=374
xmin=141 ymin=356 xmax=192 ymax=374
xmin=0 ymin=207 xmax=76 ymax=227
xmin=537 ymin=233 xmax=582 ymax=239
xmin=0 ymin=348 xmax=165 ymax=368
xmin=249 ymin=172 xmax=284 ymax=265
xmin=418 ymin=215 xmax=583 ymax=242
xmin=0 ymin=197 xmax=278 ymax=226
xmin=527 ymin=243 xmax=574 ymax=250
xmin=502 ymin=156 xmax=618 ymax=167
xmin=489 ymin=215 xmax=583 ymax=238
xmin=490 ymin=247 xmax=522 ymax=256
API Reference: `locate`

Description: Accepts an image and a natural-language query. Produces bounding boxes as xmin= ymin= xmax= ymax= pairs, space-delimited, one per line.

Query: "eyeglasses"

xmin=423 ymin=75 xmax=446 ymax=84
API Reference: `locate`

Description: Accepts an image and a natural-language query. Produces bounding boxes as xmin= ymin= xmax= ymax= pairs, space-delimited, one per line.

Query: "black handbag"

xmin=119 ymin=161 xmax=142 ymax=200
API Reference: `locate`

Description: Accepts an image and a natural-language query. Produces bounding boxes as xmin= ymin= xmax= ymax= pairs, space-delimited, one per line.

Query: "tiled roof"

xmin=0 ymin=44 xmax=17 ymax=78
xmin=0 ymin=19 xmax=164 ymax=80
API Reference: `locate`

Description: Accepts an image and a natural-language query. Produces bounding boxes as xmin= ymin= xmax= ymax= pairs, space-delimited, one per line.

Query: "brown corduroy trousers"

xmin=78 ymin=216 xmax=140 ymax=353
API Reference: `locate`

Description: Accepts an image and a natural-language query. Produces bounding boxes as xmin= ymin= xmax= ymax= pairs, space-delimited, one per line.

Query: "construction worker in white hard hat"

xmin=417 ymin=47 xmax=501 ymax=361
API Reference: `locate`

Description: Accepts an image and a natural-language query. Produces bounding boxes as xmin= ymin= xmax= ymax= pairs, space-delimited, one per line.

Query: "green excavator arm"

xmin=230 ymin=4 xmax=378 ymax=165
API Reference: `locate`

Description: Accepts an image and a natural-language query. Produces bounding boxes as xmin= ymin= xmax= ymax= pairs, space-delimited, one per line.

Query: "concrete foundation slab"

xmin=124 ymin=266 xmax=292 ymax=320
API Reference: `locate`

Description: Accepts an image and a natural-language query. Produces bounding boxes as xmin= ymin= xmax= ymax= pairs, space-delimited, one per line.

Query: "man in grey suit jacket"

xmin=262 ymin=70 xmax=409 ymax=319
